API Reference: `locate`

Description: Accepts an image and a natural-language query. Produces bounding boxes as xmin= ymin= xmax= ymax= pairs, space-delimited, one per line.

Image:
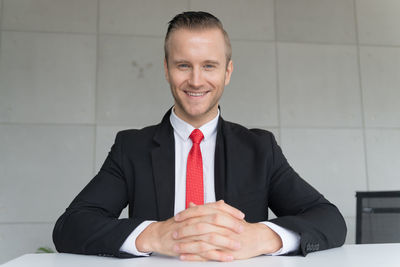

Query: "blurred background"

xmin=0 ymin=0 xmax=399 ymax=263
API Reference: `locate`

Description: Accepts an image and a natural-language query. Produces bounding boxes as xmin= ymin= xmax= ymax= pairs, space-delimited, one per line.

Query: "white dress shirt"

xmin=120 ymin=108 xmax=300 ymax=256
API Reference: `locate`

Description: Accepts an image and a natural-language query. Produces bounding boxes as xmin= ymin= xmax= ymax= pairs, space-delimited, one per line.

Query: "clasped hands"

xmin=136 ymin=200 xmax=282 ymax=261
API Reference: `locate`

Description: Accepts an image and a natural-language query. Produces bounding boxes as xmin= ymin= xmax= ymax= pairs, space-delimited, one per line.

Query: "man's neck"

xmin=172 ymin=107 xmax=219 ymax=129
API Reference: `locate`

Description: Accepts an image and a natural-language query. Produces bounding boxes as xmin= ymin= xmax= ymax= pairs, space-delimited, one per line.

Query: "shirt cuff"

xmin=120 ymin=220 xmax=157 ymax=256
xmin=260 ymin=221 xmax=300 ymax=255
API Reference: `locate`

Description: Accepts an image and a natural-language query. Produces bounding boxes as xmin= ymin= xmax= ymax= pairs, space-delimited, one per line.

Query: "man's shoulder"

xmin=222 ymin=119 xmax=276 ymax=140
xmin=113 ymin=124 xmax=160 ymax=145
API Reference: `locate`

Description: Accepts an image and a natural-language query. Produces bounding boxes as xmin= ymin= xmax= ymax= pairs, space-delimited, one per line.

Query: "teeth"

xmin=187 ymin=92 xmax=206 ymax=96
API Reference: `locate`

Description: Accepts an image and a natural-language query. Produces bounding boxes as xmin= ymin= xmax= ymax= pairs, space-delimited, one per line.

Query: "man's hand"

xmin=135 ymin=200 xmax=245 ymax=260
xmin=136 ymin=200 xmax=283 ymax=261
xmin=173 ymin=201 xmax=283 ymax=261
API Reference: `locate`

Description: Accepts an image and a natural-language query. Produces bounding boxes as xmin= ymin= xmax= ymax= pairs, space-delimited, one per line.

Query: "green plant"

xmin=36 ymin=247 xmax=55 ymax=253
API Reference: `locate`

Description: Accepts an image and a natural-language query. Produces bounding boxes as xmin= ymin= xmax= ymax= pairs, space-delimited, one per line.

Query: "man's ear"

xmin=164 ymin=58 xmax=170 ymax=83
xmin=224 ymin=60 xmax=233 ymax=86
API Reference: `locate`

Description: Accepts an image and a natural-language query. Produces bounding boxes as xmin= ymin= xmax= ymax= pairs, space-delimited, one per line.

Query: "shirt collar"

xmin=170 ymin=107 xmax=219 ymax=142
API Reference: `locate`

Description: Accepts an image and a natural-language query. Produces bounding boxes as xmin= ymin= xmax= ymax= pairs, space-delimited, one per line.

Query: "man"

xmin=53 ymin=11 xmax=346 ymax=262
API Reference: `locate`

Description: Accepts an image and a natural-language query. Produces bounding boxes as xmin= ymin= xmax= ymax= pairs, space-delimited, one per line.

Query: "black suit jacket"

xmin=53 ymin=109 xmax=346 ymax=257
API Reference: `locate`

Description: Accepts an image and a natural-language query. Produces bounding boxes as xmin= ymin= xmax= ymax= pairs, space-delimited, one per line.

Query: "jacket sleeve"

xmin=266 ymin=133 xmax=347 ymax=256
xmin=52 ymin=132 xmax=143 ymax=258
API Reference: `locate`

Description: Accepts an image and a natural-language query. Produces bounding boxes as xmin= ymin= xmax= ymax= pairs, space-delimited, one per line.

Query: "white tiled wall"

xmin=276 ymin=0 xmax=356 ymax=44
xmin=0 ymin=31 xmax=96 ymax=124
xmin=221 ymin=41 xmax=278 ymax=127
xmin=1 ymin=0 xmax=399 ymax=264
xmin=278 ymin=43 xmax=362 ymax=127
xmin=356 ymin=0 xmax=400 ymax=46
xmin=190 ymin=0 xmax=275 ymax=41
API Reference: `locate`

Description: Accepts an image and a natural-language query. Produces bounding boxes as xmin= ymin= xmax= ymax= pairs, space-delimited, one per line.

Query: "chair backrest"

xmin=356 ymin=191 xmax=400 ymax=244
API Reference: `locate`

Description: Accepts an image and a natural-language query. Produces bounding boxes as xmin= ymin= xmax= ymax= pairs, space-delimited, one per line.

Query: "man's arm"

xmin=53 ymin=132 xmax=143 ymax=258
xmin=266 ymin=132 xmax=347 ymax=255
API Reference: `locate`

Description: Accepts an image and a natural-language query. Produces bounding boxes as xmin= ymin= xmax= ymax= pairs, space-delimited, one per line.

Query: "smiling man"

xmin=53 ymin=11 xmax=346 ymax=262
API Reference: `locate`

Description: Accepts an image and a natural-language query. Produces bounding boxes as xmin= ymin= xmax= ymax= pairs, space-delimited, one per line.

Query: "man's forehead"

xmin=168 ymin=27 xmax=225 ymax=42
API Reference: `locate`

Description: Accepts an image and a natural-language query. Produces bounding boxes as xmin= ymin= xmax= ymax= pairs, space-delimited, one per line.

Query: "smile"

xmin=185 ymin=91 xmax=208 ymax=97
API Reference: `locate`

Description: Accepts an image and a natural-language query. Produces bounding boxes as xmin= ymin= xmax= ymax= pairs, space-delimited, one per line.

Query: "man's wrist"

xmin=262 ymin=221 xmax=300 ymax=255
xmin=256 ymin=222 xmax=283 ymax=255
xmin=136 ymin=221 xmax=158 ymax=253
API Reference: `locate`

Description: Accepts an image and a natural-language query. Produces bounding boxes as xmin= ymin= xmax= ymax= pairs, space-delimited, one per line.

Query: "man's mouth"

xmin=184 ymin=91 xmax=208 ymax=97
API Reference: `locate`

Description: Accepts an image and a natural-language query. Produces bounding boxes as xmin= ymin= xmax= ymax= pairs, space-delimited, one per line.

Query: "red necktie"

xmin=186 ymin=129 xmax=204 ymax=209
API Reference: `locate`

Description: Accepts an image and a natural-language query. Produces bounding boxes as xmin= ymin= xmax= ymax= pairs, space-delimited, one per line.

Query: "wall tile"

xmin=220 ymin=41 xmax=278 ymax=127
xmin=2 ymin=0 xmax=97 ymax=33
xmin=0 ymin=32 xmax=96 ymax=124
xmin=356 ymin=0 xmax=400 ymax=45
xmin=276 ymin=0 xmax=356 ymax=44
xmin=344 ymin=216 xmax=356 ymax=244
xmin=0 ymin=223 xmax=55 ymax=264
xmin=0 ymin=125 xmax=94 ymax=222
xmin=190 ymin=0 xmax=274 ymax=41
xmin=366 ymin=129 xmax=400 ymax=191
xmin=97 ymin=35 xmax=172 ymax=125
xmin=0 ymin=1 xmax=2 ymax=30
xmin=279 ymin=43 xmax=362 ymax=127
xmin=280 ymin=128 xmax=367 ymax=217
xmin=360 ymin=46 xmax=400 ymax=127
xmin=99 ymin=0 xmax=188 ymax=36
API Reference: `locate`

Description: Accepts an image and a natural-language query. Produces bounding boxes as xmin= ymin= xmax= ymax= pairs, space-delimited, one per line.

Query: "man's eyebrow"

xmin=203 ymin=60 xmax=220 ymax=65
xmin=172 ymin=60 xmax=221 ymax=66
xmin=172 ymin=60 xmax=190 ymax=65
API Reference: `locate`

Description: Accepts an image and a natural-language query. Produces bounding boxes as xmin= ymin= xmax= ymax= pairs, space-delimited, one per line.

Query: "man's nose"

xmin=188 ymin=67 xmax=203 ymax=88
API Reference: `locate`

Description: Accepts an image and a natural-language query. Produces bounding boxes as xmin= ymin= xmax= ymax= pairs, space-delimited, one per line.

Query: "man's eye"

xmin=178 ymin=64 xmax=189 ymax=69
xmin=204 ymin=64 xmax=215 ymax=69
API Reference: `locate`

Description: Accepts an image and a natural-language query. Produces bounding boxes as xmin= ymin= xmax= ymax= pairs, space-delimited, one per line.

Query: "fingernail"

xmin=174 ymin=244 xmax=180 ymax=252
xmin=180 ymin=255 xmax=186 ymax=260
xmin=238 ymin=225 xmax=244 ymax=233
xmin=225 ymin=255 xmax=234 ymax=261
xmin=175 ymin=214 xmax=180 ymax=221
xmin=239 ymin=212 xmax=245 ymax=219
xmin=173 ymin=231 xmax=178 ymax=239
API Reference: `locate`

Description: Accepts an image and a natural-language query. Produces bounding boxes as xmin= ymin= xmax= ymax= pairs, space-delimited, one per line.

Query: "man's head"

xmin=164 ymin=11 xmax=232 ymax=67
xmin=164 ymin=11 xmax=233 ymax=128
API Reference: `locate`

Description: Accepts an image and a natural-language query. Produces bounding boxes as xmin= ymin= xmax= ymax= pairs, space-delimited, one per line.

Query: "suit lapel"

xmin=214 ymin=116 xmax=226 ymax=201
xmin=151 ymin=110 xmax=175 ymax=220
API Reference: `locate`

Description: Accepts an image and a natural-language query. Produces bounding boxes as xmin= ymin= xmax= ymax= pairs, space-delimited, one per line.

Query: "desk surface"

xmin=3 ymin=244 xmax=400 ymax=267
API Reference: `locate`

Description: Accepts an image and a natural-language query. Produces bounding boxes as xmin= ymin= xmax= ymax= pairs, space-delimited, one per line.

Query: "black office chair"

xmin=356 ymin=191 xmax=400 ymax=244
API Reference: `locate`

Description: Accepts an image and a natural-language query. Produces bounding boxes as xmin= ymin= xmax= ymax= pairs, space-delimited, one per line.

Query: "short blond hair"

xmin=164 ymin=11 xmax=232 ymax=66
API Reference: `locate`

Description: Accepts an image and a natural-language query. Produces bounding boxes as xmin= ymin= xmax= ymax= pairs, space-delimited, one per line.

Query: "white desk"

xmin=3 ymin=244 xmax=400 ymax=267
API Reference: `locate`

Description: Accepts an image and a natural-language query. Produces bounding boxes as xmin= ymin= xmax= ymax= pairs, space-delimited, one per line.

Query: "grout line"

xmin=353 ymin=0 xmax=370 ymax=191
xmin=92 ymin=0 xmax=100 ymax=175
xmin=0 ymin=221 xmax=55 ymax=225
xmin=0 ymin=0 xmax=3 ymax=60
xmin=1 ymin=121 xmax=399 ymax=130
xmin=358 ymin=43 xmax=400 ymax=48
xmin=1 ymin=28 xmax=96 ymax=36
xmin=273 ymin=0 xmax=282 ymax=143
xmin=0 ymin=122 xmax=96 ymax=127
xmin=2 ymin=28 xmax=398 ymax=48
xmin=0 ymin=31 xmax=398 ymax=49
xmin=277 ymin=39 xmax=357 ymax=46
xmin=280 ymin=126 xmax=400 ymax=131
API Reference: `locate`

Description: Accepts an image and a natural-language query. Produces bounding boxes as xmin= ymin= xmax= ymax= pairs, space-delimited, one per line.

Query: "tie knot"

xmin=190 ymin=129 xmax=204 ymax=144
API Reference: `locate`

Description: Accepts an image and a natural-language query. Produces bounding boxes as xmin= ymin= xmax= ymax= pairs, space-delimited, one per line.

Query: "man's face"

xmin=164 ymin=28 xmax=233 ymax=127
